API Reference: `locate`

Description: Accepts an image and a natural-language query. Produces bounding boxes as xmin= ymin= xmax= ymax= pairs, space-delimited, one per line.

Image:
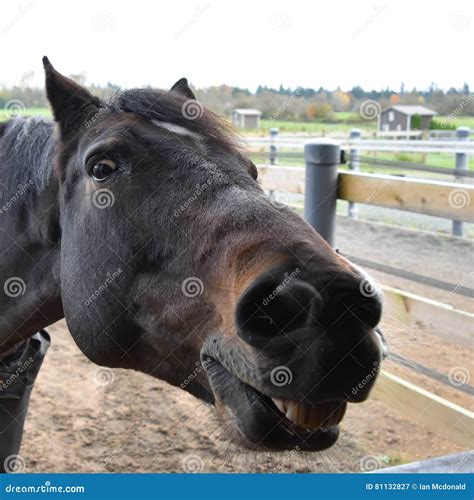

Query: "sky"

xmin=1 ymin=0 xmax=472 ymax=92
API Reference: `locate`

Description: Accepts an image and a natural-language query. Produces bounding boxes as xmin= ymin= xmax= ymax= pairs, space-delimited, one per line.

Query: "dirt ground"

xmin=20 ymin=218 xmax=473 ymax=473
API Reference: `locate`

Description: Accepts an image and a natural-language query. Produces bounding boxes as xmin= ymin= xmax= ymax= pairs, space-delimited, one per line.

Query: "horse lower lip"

xmin=271 ymin=398 xmax=347 ymax=429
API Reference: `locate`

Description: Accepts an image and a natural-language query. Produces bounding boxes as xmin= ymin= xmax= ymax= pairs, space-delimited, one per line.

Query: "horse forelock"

xmin=109 ymin=88 xmax=242 ymax=155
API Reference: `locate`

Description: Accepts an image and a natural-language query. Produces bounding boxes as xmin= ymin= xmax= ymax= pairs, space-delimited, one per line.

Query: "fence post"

xmin=348 ymin=128 xmax=361 ymax=218
xmin=452 ymin=126 xmax=470 ymax=237
xmin=304 ymin=138 xmax=340 ymax=246
xmin=269 ymin=127 xmax=279 ymax=165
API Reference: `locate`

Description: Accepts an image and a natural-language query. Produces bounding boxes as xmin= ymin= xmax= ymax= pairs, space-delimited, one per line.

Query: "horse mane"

xmin=110 ymin=88 xmax=242 ymax=154
xmin=0 ymin=116 xmax=56 ymax=198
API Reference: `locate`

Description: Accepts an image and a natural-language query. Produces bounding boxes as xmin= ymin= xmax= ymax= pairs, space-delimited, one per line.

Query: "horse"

xmin=0 ymin=57 xmax=386 ymax=470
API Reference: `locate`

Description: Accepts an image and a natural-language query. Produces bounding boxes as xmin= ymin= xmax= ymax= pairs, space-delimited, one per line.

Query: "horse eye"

xmin=90 ymin=159 xmax=117 ymax=182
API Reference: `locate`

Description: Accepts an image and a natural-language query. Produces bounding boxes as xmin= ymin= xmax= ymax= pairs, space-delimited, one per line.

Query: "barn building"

xmin=379 ymin=105 xmax=437 ymax=132
xmin=232 ymin=109 xmax=262 ymax=129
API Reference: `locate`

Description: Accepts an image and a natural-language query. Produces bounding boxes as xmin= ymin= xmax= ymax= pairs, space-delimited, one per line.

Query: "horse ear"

xmin=170 ymin=78 xmax=196 ymax=100
xmin=43 ymin=56 xmax=102 ymax=136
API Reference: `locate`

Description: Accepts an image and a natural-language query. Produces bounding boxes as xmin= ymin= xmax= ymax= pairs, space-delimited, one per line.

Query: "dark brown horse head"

xmin=43 ymin=57 xmax=385 ymax=451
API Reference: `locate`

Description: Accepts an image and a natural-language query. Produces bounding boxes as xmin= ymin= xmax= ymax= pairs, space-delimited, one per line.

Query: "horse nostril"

xmin=235 ymin=276 xmax=320 ymax=348
xmin=325 ymin=291 xmax=382 ymax=329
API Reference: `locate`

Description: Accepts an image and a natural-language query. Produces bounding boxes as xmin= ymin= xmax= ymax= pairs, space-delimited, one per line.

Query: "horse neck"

xmin=0 ymin=117 xmax=64 ymax=354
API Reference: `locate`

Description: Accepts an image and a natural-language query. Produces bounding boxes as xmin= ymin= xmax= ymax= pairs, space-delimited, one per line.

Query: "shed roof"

xmin=384 ymin=105 xmax=437 ymax=116
xmin=232 ymin=109 xmax=262 ymax=116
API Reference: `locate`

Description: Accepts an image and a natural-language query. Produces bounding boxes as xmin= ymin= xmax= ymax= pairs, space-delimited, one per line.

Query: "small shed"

xmin=232 ymin=109 xmax=262 ymax=129
xmin=379 ymin=105 xmax=437 ymax=132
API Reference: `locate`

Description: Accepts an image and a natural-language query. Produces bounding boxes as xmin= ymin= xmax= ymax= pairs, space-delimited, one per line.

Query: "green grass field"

xmin=0 ymin=107 xmax=51 ymax=122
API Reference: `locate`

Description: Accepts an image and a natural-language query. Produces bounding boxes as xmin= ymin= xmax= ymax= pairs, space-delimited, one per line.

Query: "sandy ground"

xmin=20 ymin=218 xmax=473 ymax=473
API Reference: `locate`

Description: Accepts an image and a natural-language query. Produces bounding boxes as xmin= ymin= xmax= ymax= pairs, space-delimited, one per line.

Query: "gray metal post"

xmin=269 ymin=127 xmax=279 ymax=165
xmin=304 ymin=139 xmax=340 ymax=246
xmin=348 ymin=128 xmax=361 ymax=218
xmin=452 ymin=127 xmax=470 ymax=237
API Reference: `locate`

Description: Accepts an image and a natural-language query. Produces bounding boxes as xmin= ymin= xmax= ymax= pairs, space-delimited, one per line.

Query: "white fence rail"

xmin=245 ymin=138 xmax=474 ymax=154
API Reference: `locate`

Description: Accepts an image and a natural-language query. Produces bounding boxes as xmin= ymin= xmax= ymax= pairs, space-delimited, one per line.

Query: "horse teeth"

xmin=271 ymin=398 xmax=347 ymax=429
xmin=272 ymin=397 xmax=287 ymax=414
